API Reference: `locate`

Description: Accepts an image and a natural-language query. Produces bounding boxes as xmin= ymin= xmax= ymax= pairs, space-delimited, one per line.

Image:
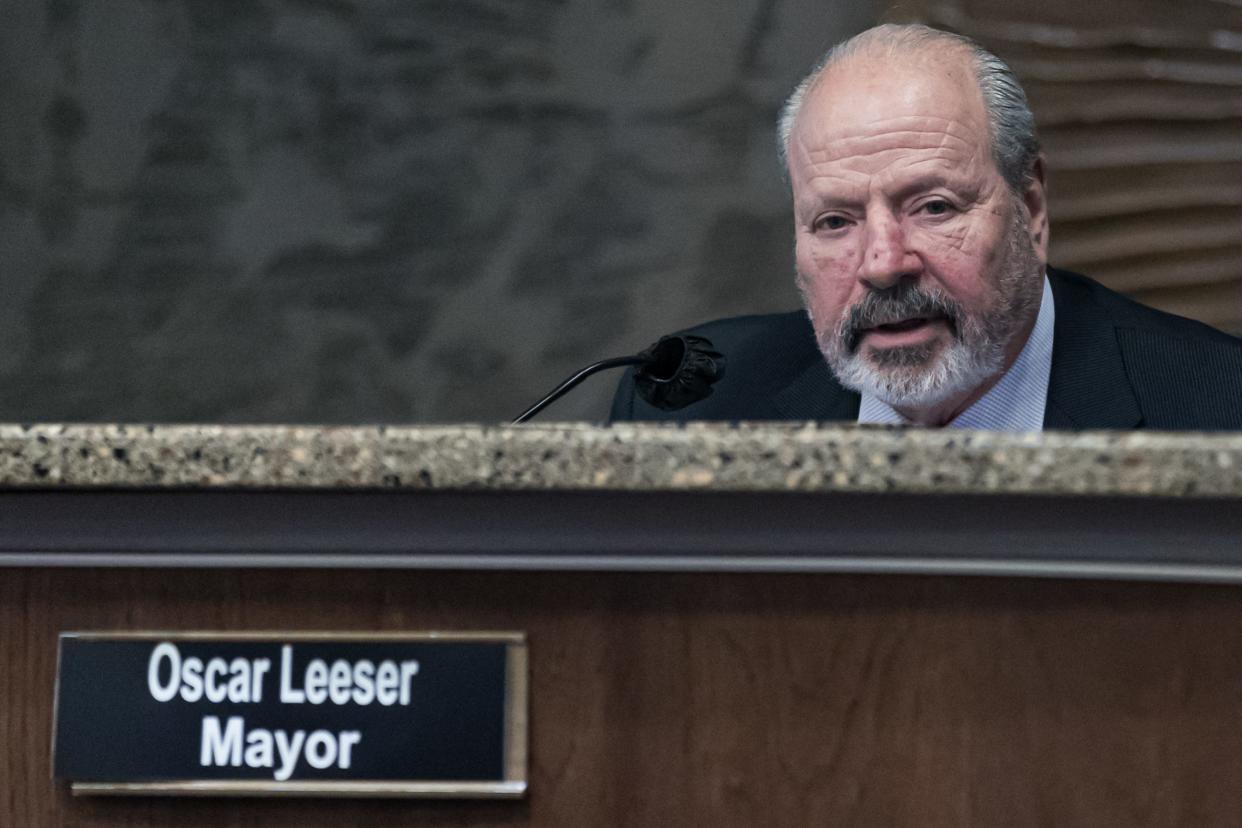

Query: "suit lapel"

xmin=1044 ymin=269 xmax=1143 ymax=429
xmin=771 ymin=356 xmax=861 ymax=421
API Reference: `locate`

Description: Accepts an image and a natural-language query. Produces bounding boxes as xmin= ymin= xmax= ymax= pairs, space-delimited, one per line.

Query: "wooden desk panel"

xmin=4 ymin=568 xmax=1242 ymax=826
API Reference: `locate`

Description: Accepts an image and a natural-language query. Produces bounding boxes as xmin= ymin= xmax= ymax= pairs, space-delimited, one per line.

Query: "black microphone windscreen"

xmin=633 ymin=335 xmax=726 ymax=411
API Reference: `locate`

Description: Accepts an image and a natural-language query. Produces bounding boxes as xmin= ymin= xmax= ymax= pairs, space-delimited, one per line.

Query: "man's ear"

xmin=1023 ymin=155 xmax=1050 ymax=263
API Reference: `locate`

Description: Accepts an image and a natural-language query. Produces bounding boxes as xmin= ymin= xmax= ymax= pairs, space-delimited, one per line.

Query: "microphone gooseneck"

xmin=511 ymin=335 xmax=726 ymax=424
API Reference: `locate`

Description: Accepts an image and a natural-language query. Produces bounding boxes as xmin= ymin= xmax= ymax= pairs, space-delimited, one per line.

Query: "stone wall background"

xmin=0 ymin=0 xmax=877 ymax=424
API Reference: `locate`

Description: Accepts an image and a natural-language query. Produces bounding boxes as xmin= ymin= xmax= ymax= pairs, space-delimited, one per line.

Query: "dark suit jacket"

xmin=611 ymin=269 xmax=1242 ymax=430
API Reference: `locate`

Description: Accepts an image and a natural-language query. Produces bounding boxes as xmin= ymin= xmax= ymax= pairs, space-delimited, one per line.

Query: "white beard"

xmin=805 ymin=206 xmax=1044 ymax=411
xmin=827 ymin=325 xmax=1007 ymax=409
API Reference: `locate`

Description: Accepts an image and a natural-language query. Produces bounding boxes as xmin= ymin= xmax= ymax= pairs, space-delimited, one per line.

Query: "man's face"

xmin=787 ymin=51 xmax=1048 ymax=412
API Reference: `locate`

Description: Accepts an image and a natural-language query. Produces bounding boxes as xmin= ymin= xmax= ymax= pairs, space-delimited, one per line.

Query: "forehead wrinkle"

xmin=803 ymin=128 xmax=977 ymax=167
xmin=790 ymin=92 xmax=994 ymax=208
xmin=805 ymin=114 xmax=975 ymax=142
xmin=800 ymin=148 xmax=977 ymax=196
xmin=795 ymin=152 xmax=987 ymax=216
xmin=799 ymin=110 xmax=981 ymax=140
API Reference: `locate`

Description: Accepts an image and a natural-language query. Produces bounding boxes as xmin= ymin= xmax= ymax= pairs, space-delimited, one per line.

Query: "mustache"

xmin=837 ymin=284 xmax=961 ymax=352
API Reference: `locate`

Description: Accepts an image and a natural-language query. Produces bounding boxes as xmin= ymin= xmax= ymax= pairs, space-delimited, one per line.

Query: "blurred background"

xmin=1 ymin=0 xmax=1239 ymax=424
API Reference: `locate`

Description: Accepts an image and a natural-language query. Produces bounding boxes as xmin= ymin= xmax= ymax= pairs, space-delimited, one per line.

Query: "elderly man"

xmin=612 ymin=24 xmax=1242 ymax=430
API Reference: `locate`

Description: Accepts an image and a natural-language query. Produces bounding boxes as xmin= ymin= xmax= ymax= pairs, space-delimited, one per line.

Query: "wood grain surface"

xmin=905 ymin=0 xmax=1242 ymax=333
xmin=5 ymin=567 xmax=1242 ymax=826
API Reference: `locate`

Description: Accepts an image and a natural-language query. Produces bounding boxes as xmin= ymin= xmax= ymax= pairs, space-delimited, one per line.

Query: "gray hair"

xmin=777 ymin=24 xmax=1040 ymax=192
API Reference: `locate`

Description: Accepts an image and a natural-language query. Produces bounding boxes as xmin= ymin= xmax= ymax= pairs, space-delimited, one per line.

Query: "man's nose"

xmin=859 ymin=215 xmax=919 ymax=290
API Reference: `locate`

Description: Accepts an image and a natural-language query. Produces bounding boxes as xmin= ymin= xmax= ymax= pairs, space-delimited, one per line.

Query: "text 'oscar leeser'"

xmin=147 ymin=642 xmax=420 ymax=706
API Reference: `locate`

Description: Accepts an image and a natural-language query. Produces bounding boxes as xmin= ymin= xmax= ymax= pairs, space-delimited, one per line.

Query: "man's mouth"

xmin=868 ymin=316 xmax=935 ymax=334
xmin=853 ymin=314 xmax=952 ymax=350
xmin=838 ymin=286 xmax=962 ymax=353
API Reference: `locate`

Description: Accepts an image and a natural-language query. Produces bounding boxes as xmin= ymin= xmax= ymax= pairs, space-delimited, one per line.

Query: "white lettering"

xmin=328 ymin=660 xmax=351 ymax=705
xmin=204 ymin=658 xmax=228 ymax=703
xmin=304 ymin=659 xmax=328 ymax=705
xmin=251 ymin=658 xmax=270 ymax=702
xmin=351 ymin=660 xmax=375 ymax=705
xmin=225 ymin=723 xmax=362 ymax=779
xmin=151 ymin=646 xmax=272 ymax=705
xmin=399 ymin=661 xmax=420 ymax=705
xmin=376 ymin=662 xmax=398 ymax=705
xmin=200 ymin=716 xmax=243 ymax=767
xmin=338 ymin=731 xmax=360 ymax=769
xmin=274 ymin=729 xmax=307 ymax=781
xmin=181 ymin=656 xmax=204 ymax=702
xmin=279 ymin=645 xmax=305 ymax=703
xmin=225 ymin=658 xmax=249 ymax=703
xmin=244 ymin=728 xmax=274 ymax=768
xmin=148 ymin=642 xmax=179 ymax=702
xmin=277 ymin=647 xmax=418 ymax=706
xmin=304 ymin=730 xmax=337 ymax=769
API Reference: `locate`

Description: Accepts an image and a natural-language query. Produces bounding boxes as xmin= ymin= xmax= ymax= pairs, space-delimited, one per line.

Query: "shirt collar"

xmin=857 ymin=274 xmax=1056 ymax=431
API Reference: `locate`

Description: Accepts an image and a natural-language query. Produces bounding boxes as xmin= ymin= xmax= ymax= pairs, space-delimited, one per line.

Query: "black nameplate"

xmin=53 ymin=632 xmax=527 ymax=797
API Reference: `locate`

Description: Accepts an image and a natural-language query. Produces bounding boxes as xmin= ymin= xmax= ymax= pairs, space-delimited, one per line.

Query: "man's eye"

xmin=921 ymin=200 xmax=953 ymax=216
xmin=816 ymin=215 xmax=849 ymax=231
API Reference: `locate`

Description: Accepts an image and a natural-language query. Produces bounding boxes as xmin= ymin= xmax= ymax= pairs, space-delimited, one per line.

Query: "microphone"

xmin=512 ymin=335 xmax=726 ymax=424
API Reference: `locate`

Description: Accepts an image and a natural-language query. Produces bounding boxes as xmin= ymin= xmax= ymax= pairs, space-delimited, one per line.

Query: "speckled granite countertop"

xmin=1 ymin=423 xmax=1240 ymax=498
